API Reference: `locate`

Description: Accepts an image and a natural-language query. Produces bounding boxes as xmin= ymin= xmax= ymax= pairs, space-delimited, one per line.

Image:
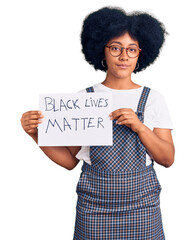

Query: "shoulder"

xmin=145 ymin=87 xmax=173 ymax=129
xmin=146 ymin=87 xmax=167 ymax=107
xmin=148 ymin=87 xmax=164 ymax=99
xmin=145 ymin=87 xmax=171 ymax=118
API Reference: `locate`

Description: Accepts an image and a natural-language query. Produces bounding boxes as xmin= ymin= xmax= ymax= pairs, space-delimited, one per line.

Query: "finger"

xmin=26 ymin=128 xmax=37 ymax=134
xmin=110 ymin=108 xmax=133 ymax=119
xmin=117 ymin=119 xmax=131 ymax=125
xmin=24 ymin=113 xmax=44 ymax=121
xmin=25 ymin=124 xmax=39 ymax=132
xmin=116 ymin=115 xmax=132 ymax=124
xmin=24 ymin=119 xmax=43 ymax=126
xmin=23 ymin=110 xmax=42 ymax=117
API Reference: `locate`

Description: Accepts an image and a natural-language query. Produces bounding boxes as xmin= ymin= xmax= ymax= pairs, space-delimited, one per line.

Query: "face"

xmin=104 ymin=32 xmax=140 ymax=79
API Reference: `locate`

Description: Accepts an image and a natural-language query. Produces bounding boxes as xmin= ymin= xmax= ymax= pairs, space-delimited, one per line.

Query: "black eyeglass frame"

xmin=105 ymin=44 xmax=142 ymax=58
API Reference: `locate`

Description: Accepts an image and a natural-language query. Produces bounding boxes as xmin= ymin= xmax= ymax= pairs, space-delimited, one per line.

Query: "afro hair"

xmin=81 ymin=7 xmax=167 ymax=73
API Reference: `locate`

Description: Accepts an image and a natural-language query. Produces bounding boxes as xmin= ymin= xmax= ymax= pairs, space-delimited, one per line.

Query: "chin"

xmin=108 ymin=68 xmax=133 ymax=80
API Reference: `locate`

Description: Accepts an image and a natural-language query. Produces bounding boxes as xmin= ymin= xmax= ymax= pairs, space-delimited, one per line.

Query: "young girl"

xmin=21 ymin=7 xmax=175 ymax=239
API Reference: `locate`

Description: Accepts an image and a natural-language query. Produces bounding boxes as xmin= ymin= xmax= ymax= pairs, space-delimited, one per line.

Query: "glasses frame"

xmin=105 ymin=44 xmax=142 ymax=58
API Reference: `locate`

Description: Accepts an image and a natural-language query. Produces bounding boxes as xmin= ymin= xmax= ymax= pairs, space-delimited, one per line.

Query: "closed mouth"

xmin=117 ymin=64 xmax=130 ymax=68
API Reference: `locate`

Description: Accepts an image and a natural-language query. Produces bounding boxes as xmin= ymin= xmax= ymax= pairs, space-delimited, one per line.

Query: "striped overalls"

xmin=73 ymin=86 xmax=165 ymax=239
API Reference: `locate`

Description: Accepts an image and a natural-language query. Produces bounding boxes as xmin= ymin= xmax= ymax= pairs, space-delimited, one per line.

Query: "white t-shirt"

xmin=76 ymin=83 xmax=173 ymax=166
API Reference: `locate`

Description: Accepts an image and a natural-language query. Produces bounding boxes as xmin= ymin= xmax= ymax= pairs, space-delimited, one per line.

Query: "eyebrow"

xmin=109 ymin=41 xmax=138 ymax=46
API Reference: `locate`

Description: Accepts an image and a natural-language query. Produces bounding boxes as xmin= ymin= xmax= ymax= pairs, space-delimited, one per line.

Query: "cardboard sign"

xmin=38 ymin=92 xmax=113 ymax=146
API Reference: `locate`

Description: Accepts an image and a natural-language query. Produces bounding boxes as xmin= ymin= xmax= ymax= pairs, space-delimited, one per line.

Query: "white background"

xmin=1 ymin=0 xmax=195 ymax=239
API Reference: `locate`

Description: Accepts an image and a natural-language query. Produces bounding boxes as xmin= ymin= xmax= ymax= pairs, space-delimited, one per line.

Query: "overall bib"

xmin=73 ymin=86 xmax=165 ymax=239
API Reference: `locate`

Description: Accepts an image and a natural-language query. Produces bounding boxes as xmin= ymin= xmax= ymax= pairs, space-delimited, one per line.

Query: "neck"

xmin=102 ymin=73 xmax=141 ymax=90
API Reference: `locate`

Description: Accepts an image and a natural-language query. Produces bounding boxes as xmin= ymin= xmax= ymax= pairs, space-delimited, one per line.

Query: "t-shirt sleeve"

xmin=153 ymin=92 xmax=174 ymax=130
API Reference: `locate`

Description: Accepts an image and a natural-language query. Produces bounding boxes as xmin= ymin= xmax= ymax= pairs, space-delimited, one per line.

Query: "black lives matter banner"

xmin=38 ymin=92 xmax=112 ymax=146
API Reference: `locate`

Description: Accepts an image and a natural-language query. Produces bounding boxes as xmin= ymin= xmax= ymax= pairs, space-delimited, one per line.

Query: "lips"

xmin=117 ymin=64 xmax=130 ymax=69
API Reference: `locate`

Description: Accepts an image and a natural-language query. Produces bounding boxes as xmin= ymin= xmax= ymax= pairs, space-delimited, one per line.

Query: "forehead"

xmin=107 ymin=32 xmax=139 ymax=46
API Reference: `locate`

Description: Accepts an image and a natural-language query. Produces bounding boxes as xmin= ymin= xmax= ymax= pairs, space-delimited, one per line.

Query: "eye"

xmin=110 ymin=46 xmax=121 ymax=51
xmin=128 ymin=47 xmax=137 ymax=52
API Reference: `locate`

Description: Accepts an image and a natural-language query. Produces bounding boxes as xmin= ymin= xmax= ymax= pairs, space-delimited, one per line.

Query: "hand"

xmin=21 ymin=111 xmax=44 ymax=136
xmin=109 ymin=108 xmax=144 ymax=133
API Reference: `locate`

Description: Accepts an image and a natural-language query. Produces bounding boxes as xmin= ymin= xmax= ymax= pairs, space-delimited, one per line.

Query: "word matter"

xmin=45 ymin=116 xmax=104 ymax=133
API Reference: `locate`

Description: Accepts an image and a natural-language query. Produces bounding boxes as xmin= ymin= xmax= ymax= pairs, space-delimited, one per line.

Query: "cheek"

xmin=104 ymin=52 xmax=112 ymax=64
xmin=105 ymin=56 xmax=116 ymax=71
xmin=132 ymin=60 xmax=138 ymax=69
xmin=129 ymin=58 xmax=139 ymax=72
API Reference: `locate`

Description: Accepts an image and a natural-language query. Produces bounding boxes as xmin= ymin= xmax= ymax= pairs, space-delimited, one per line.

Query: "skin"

xmin=21 ymin=32 xmax=175 ymax=170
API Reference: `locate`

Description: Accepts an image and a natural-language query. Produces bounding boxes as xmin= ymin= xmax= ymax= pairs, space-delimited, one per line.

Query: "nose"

xmin=119 ymin=48 xmax=129 ymax=60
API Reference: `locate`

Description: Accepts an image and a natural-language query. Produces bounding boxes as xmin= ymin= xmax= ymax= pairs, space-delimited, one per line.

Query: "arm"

xmin=21 ymin=111 xmax=81 ymax=170
xmin=137 ymin=126 xmax=174 ymax=167
xmin=110 ymin=109 xmax=175 ymax=168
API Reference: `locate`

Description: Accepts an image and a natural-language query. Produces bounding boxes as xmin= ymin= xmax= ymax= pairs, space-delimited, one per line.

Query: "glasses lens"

xmin=127 ymin=46 xmax=139 ymax=58
xmin=109 ymin=45 xmax=122 ymax=57
xmin=108 ymin=45 xmax=141 ymax=58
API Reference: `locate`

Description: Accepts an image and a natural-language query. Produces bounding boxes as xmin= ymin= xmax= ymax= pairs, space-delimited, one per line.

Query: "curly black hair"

xmin=81 ymin=7 xmax=167 ymax=73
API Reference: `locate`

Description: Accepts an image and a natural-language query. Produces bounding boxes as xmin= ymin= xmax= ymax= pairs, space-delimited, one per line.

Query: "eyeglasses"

xmin=105 ymin=44 xmax=142 ymax=58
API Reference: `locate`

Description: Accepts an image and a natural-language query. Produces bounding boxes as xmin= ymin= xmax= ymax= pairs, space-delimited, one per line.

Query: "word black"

xmin=44 ymin=97 xmax=80 ymax=111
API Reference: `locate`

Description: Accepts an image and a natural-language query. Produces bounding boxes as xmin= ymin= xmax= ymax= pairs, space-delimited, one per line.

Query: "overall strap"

xmin=137 ymin=87 xmax=151 ymax=113
xmin=86 ymin=86 xmax=95 ymax=92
